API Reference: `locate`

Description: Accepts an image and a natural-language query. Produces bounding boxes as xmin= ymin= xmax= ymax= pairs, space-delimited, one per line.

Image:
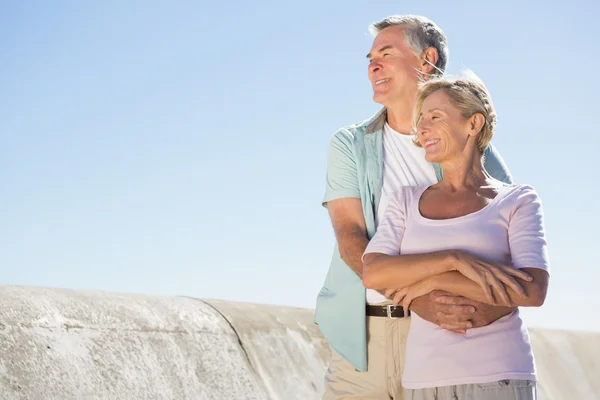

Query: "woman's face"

xmin=416 ymin=89 xmax=474 ymax=164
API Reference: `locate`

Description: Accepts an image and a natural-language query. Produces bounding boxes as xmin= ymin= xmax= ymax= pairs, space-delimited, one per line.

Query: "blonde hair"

xmin=412 ymin=71 xmax=496 ymax=152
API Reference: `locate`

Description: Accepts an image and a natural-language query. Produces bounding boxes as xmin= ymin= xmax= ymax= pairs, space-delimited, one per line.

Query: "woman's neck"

xmin=438 ymin=152 xmax=493 ymax=192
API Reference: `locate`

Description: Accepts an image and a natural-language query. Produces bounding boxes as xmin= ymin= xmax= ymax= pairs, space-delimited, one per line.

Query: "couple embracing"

xmin=316 ymin=15 xmax=548 ymax=400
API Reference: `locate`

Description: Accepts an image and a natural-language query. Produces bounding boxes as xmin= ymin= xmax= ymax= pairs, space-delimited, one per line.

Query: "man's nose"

xmin=369 ymin=62 xmax=381 ymax=74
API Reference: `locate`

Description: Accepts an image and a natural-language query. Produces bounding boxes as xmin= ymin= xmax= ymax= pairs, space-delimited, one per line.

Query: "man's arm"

xmin=322 ymin=129 xmax=375 ymax=281
xmin=484 ymin=143 xmax=513 ymax=184
xmin=327 ymin=200 xmax=392 ymax=298
xmin=327 ymin=198 xmax=369 ymax=277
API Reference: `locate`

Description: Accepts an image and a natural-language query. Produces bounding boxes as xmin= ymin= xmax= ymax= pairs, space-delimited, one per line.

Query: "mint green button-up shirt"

xmin=315 ymin=108 xmax=513 ymax=372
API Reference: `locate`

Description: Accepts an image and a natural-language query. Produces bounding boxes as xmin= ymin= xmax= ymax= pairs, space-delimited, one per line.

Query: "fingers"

xmin=493 ymin=284 xmax=514 ymax=307
xmin=392 ymin=288 xmax=407 ymax=306
xmin=434 ymin=295 xmax=474 ymax=306
xmin=402 ymin=293 xmax=415 ymax=311
xmin=436 ymin=304 xmax=476 ymax=316
xmin=476 ymin=272 xmax=495 ymax=304
xmin=439 ymin=320 xmax=471 ymax=333
xmin=482 ymin=263 xmax=528 ymax=305
xmin=437 ymin=312 xmax=472 ymax=327
xmin=490 ymin=266 xmax=528 ymax=299
xmin=430 ymin=290 xmax=453 ymax=298
xmin=487 ymin=272 xmax=510 ymax=305
xmin=458 ymin=263 xmax=493 ymax=303
xmin=500 ymin=267 xmax=530 ymax=296
xmin=495 ymin=271 xmax=527 ymax=299
xmin=437 ymin=305 xmax=474 ymax=333
xmin=503 ymin=266 xmax=533 ymax=282
xmin=463 ymin=262 xmax=496 ymax=304
xmin=383 ymin=288 xmax=397 ymax=298
xmin=486 ymin=263 xmax=530 ymax=296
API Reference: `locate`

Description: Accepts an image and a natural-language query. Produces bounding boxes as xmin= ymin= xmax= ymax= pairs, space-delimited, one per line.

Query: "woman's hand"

xmin=385 ymin=280 xmax=434 ymax=310
xmin=449 ymin=251 xmax=532 ymax=306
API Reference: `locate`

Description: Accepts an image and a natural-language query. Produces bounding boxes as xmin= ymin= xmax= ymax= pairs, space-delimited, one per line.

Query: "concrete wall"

xmin=0 ymin=285 xmax=597 ymax=399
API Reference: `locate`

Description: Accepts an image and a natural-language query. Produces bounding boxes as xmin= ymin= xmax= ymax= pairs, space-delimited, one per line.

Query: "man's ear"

xmin=420 ymin=47 xmax=439 ymax=75
xmin=469 ymin=113 xmax=486 ymax=136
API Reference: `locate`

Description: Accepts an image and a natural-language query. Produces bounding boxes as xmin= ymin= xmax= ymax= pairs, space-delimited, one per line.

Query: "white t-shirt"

xmin=364 ymin=184 xmax=550 ymax=388
xmin=367 ymin=123 xmax=437 ymax=304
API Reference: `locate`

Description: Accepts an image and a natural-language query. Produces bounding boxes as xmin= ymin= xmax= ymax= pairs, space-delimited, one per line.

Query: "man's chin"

xmin=372 ymin=93 xmax=387 ymax=106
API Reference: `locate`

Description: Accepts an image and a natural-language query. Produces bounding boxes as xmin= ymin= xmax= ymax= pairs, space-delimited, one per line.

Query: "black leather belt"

xmin=366 ymin=304 xmax=410 ymax=318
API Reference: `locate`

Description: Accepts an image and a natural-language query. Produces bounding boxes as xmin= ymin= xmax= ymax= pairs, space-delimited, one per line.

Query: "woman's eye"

xmin=431 ymin=116 xmax=439 ymax=120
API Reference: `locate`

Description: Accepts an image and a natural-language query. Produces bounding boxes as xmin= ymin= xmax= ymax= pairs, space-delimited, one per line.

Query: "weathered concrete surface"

xmin=0 ymin=285 xmax=270 ymax=400
xmin=0 ymin=285 xmax=598 ymax=399
xmin=205 ymin=299 xmax=330 ymax=400
xmin=531 ymin=329 xmax=600 ymax=400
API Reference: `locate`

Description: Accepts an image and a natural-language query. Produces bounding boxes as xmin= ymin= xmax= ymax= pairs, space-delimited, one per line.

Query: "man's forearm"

xmin=337 ymin=229 xmax=370 ymax=278
xmin=337 ymin=233 xmax=391 ymax=297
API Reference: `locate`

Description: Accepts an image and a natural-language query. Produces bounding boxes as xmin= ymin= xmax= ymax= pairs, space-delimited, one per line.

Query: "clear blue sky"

xmin=1 ymin=0 xmax=598 ymax=332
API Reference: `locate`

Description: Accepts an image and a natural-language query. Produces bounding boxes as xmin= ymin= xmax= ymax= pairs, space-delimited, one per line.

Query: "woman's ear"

xmin=468 ymin=113 xmax=486 ymax=136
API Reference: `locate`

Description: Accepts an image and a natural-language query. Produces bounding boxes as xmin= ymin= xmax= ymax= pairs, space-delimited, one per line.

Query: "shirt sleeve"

xmin=483 ymin=143 xmax=513 ymax=184
xmin=322 ymin=129 xmax=360 ymax=207
xmin=362 ymin=189 xmax=408 ymax=259
xmin=508 ymin=185 xmax=550 ymax=272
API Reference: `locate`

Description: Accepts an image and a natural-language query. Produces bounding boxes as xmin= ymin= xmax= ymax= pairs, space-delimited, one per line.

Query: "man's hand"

xmin=409 ymin=291 xmax=516 ymax=333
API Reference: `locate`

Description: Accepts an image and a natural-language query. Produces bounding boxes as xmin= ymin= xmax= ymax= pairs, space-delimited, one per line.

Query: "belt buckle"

xmin=386 ymin=304 xmax=398 ymax=319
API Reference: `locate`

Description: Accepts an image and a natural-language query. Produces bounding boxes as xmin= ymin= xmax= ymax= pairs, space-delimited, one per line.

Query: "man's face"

xmin=367 ymin=26 xmax=423 ymax=107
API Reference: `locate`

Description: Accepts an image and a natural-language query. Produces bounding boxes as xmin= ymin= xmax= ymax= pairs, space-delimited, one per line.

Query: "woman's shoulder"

xmin=497 ymin=184 xmax=543 ymax=214
xmin=499 ymin=183 xmax=540 ymax=199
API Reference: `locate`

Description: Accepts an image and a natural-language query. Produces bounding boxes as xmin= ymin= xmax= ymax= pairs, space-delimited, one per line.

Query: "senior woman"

xmin=362 ymin=73 xmax=549 ymax=400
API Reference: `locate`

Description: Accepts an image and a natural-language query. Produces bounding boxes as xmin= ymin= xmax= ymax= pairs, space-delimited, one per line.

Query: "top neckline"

xmin=411 ymin=184 xmax=513 ymax=225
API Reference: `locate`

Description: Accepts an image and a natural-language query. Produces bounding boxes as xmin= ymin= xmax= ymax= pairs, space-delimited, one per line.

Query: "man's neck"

xmin=385 ymin=99 xmax=415 ymax=135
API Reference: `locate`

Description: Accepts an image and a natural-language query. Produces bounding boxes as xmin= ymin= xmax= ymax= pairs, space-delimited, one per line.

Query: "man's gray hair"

xmin=369 ymin=15 xmax=449 ymax=76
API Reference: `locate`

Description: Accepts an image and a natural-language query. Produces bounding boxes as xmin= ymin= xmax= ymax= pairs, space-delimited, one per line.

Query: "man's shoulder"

xmin=333 ymin=118 xmax=370 ymax=138
xmin=330 ymin=109 xmax=385 ymax=143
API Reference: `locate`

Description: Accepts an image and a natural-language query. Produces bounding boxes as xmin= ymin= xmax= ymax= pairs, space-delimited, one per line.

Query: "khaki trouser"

xmin=322 ymin=316 xmax=411 ymax=400
xmin=405 ymin=380 xmax=537 ymax=400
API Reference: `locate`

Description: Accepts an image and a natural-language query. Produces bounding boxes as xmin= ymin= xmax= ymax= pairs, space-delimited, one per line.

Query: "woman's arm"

xmin=368 ymin=248 xmax=532 ymax=304
xmin=362 ymin=251 xmax=454 ymax=290
xmin=362 ymin=189 xmax=464 ymax=290
xmin=426 ymin=267 xmax=548 ymax=307
xmin=395 ymin=185 xmax=550 ymax=309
